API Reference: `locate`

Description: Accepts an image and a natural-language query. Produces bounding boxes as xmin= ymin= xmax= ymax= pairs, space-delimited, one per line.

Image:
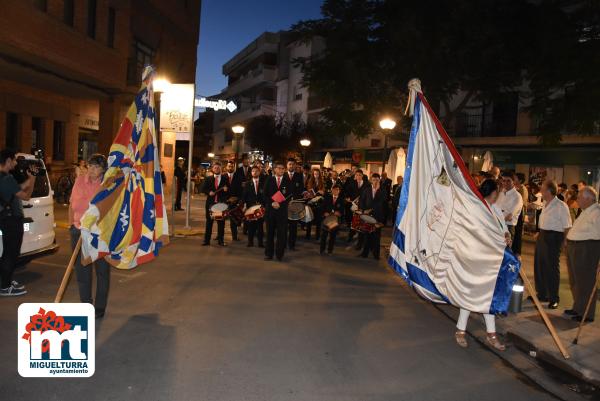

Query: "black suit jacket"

xmin=359 ymin=187 xmax=386 ymax=222
xmin=322 ymin=193 xmax=345 ymax=216
xmin=235 ymin=166 xmax=252 ymax=183
xmin=263 ymin=175 xmax=292 ymax=213
xmin=346 ymin=178 xmax=371 ymax=201
xmin=224 ymin=172 xmax=243 ymax=199
xmin=284 ymin=171 xmax=305 ymax=199
xmin=243 ymin=176 xmax=266 ymax=207
xmin=201 ymin=174 xmax=229 ymax=208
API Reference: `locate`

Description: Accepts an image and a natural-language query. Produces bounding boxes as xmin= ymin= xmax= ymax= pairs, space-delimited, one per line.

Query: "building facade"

xmin=0 ymin=0 xmax=200 ymax=183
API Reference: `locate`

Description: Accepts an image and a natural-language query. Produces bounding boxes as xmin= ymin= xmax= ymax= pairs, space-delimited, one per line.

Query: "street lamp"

xmin=300 ymin=138 xmax=311 ymax=164
xmin=208 ymin=152 xmax=215 ymax=159
xmin=231 ymin=125 xmax=245 ymax=165
xmin=379 ymin=118 xmax=396 ymax=174
xmin=153 ymin=77 xmax=171 ymax=94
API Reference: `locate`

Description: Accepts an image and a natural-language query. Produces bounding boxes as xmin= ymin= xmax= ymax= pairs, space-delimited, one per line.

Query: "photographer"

xmin=69 ymin=154 xmax=110 ymax=318
xmin=0 ymin=149 xmax=36 ymax=297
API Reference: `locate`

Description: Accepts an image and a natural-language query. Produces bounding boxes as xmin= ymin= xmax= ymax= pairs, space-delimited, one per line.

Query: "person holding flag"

xmin=69 ymin=154 xmax=109 ymax=318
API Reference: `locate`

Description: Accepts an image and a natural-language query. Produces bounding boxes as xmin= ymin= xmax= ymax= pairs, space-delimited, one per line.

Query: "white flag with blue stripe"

xmin=388 ymin=80 xmax=520 ymax=314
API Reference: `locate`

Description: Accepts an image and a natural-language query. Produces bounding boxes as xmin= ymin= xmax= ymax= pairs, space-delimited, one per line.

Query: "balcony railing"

xmin=453 ymin=113 xmax=517 ymax=137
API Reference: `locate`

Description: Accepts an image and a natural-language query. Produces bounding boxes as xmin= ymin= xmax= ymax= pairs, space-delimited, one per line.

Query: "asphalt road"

xmin=0 ymin=225 xmax=556 ymax=401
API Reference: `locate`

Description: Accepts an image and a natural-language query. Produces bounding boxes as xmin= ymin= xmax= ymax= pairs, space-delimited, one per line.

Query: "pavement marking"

xmin=30 ymin=260 xmax=69 ymax=268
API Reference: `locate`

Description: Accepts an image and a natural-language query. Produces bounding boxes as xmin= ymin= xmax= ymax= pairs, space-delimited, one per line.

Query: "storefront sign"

xmin=195 ymin=97 xmax=237 ymax=112
xmin=160 ymin=84 xmax=194 ymax=134
xmin=78 ymin=115 xmax=99 ymax=131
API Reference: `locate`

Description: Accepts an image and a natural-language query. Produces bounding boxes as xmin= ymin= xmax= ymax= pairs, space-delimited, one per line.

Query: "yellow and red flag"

xmin=80 ymin=66 xmax=169 ymax=269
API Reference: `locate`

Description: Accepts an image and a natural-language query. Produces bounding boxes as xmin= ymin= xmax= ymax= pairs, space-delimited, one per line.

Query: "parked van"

xmin=0 ymin=153 xmax=57 ymax=260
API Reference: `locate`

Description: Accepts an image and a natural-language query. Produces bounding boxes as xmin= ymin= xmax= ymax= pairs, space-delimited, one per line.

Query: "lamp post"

xmin=300 ymin=138 xmax=311 ymax=165
xmin=231 ymin=124 xmax=245 ymax=165
xmin=152 ymin=77 xmax=171 ymax=154
xmin=379 ymin=118 xmax=396 ymax=174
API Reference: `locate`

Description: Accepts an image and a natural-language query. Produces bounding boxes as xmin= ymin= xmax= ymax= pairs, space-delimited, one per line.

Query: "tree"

xmin=292 ymin=0 xmax=600 ymax=144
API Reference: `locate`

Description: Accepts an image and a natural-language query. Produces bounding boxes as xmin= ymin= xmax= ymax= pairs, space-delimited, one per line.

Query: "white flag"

xmin=388 ymin=82 xmax=520 ymax=314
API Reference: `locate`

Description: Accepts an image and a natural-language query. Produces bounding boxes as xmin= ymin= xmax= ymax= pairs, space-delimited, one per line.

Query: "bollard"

xmin=508 ymin=276 xmax=524 ymax=313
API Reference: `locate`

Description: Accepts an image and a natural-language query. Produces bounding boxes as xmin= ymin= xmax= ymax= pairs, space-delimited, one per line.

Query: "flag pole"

xmin=184 ymin=84 xmax=196 ymax=229
xmin=572 ymin=268 xmax=599 ymax=345
xmin=54 ymin=237 xmax=82 ymax=303
xmin=519 ymin=269 xmax=570 ymax=359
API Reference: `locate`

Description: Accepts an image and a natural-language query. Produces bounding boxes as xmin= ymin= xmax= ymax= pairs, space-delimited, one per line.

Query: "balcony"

xmin=224 ymin=66 xmax=278 ymax=97
xmin=222 ymin=103 xmax=276 ymax=127
xmin=453 ymin=112 xmax=517 ymax=138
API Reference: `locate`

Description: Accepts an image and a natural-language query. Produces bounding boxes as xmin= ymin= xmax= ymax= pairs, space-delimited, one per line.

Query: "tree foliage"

xmin=292 ymin=0 xmax=600 ymax=144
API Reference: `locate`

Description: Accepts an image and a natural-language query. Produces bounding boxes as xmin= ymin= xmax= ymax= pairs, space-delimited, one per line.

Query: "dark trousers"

xmin=230 ymin=219 xmax=239 ymax=240
xmin=512 ymin=212 xmax=524 ymax=255
xmin=320 ymin=227 xmax=338 ymax=253
xmin=175 ymin=180 xmax=183 ymax=209
xmin=567 ymin=240 xmax=600 ymax=319
xmin=288 ymin=220 xmax=298 ymax=249
xmin=204 ymin=212 xmax=225 ymax=244
xmin=70 ymin=226 xmax=110 ymax=310
xmin=0 ymin=217 xmax=24 ymax=288
xmin=306 ymin=209 xmax=322 ymax=240
xmin=361 ymin=228 xmax=381 ymax=258
xmin=534 ymin=230 xmax=564 ymax=303
xmin=247 ymin=219 xmax=264 ymax=246
xmin=266 ymin=210 xmax=287 ymax=259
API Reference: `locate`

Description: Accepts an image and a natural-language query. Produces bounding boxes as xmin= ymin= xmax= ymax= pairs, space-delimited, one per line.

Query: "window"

xmin=31 ymin=117 xmax=43 ymax=151
xmin=107 ymin=7 xmax=116 ymax=48
xmin=63 ymin=0 xmax=74 ymax=26
xmin=293 ymin=86 xmax=302 ymax=101
xmin=53 ymin=121 xmax=65 ymax=161
xmin=127 ymin=40 xmax=155 ymax=85
xmin=34 ymin=0 xmax=47 ymax=12
xmin=87 ymin=0 xmax=97 ymax=38
xmin=6 ymin=113 xmax=19 ymax=149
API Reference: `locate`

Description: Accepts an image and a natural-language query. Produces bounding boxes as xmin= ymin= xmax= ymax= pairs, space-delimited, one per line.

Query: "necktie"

xmin=277 ymin=177 xmax=281 ymax=188
xmin=254 ymin=179 xmax=258 ymax=195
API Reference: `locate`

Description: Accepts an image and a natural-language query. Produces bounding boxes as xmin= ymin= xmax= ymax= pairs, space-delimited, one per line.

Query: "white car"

xmin=0 ymin=154 xmax=58 ymax=260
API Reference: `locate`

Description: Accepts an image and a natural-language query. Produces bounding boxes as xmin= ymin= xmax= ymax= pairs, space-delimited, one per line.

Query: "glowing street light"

xmin=379 ymin=118 xmax=397 ymax=130
xmin=300 ymin=139 xmax=311 ymax=147
xmin=231 ymin=125 xmax=245 ymax=134
xmin=208 ymin=152 xmax=215 ymax=158
xmin=153 ymin=77 xmax=171 ymax=93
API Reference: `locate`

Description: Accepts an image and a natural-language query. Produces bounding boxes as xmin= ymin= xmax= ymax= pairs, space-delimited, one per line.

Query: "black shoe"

xmin=232 ymin=237 xmax=240 ymax=242
xmin=218 ymin=242 xmax=227 ymax=247
xmin=247 ymin=243 xmax=254 ymax=247
xmin=264 ymin=256 xmax=273 ymax=261
xmin=276 ymin=256 xmax=283 ymax=261
xmin=202 ymin=242 xmax=210 ymax=246
xmin=548 ymin=302 xmax=559 ymax=309
xmin=564 ymin=309 xmax=578 ymax=316
xmin=572 ymin=315 xmax=594 ymax=323
xmin=327 ymin=250 xmax=333 ymax=255
xmin=258 ymin=243 xmax=264 ymax=248
xmin=95 ymin=309 xmax=105 ymax=319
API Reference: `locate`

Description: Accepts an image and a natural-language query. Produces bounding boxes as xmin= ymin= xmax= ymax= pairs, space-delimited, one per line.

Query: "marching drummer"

xmin=320 ymin=184 xmax=344 ymax=255
xmin=346 ymin=169 xmax=371 ymax=248
xmin=358 ymin=173 xmax=385 ymax=259
xmin=201 ymin=161 xmax=229 ymax=246
xmin=264 ymin=161 xmax=291 ymax=261
xmin=285 ymin=158 xmax=305 ymax=251
xmin=305 ymin=168 xmax=325 ymax=241
xmin=225 ymin=160 xmax=243 ymax=241
xmin=242 ymin=165 xmax=266 ymax=248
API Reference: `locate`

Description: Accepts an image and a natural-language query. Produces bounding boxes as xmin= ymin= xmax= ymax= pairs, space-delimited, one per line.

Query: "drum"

xmin=301 ymin=205 xmax=314 ymax=223
xmin=244 ymin=205 xmax=265 ymax=221
xmin=351 ymin=213 xmax=377 ymax=233
xmin=210 ymin=203 xmax=229 ymax=220
xmin=228 ymin=203 xmax=245 ymax=225
xmin=288 ymin=200 xmax=306 ymax=221
xmin=322 ymin=215 xmax=339 ymax=231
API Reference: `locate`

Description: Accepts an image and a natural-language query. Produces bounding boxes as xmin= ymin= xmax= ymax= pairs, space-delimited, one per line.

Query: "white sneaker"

xmin=11 ymin=280 xmax=25 ymax=290
xmin=0 ymin=285 xmax=27 ymax=297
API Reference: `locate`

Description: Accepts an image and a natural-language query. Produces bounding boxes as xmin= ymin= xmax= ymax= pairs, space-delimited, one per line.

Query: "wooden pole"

xmin=572 ymin=269 xmax=600 ymax=345
xmin=519 ymin=269 xmax=570 ymax=359
xmin=54 ymin=237 xmax=82 ymax=303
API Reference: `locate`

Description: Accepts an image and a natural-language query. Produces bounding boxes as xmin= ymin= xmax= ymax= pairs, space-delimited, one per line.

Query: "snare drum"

xmin=288 ymin=200 xmax=306 ymax=221
xmin=322 ymin=215 xmax=339 ymax=231
xmin=307 ymin=195 xmax=323 ymax=206
xmin=351 ymin=213 xmax=377 ymax=233
xmin=244 ymin=205 xmax=265 ymax=221
xmin=210 ymin=203 xmax=229 ymax=220
xmin=301 ymin=205 xmax=314 ymax=223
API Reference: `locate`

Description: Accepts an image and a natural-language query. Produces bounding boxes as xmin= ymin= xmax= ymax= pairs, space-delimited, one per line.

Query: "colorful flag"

xmin=80 ymin=66 xmax=169 ymax=270
xmin=388 ymin=80 xmax=520 ymax=314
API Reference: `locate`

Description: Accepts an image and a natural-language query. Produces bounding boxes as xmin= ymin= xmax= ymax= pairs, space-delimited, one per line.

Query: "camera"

xmin=12 ymin=157 xmax=46 ymax=183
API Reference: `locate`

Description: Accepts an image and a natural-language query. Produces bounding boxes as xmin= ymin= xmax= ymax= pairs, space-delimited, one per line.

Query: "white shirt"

xmin=538 ymin=196 xmax=572 ymax=232
xmin=567 ymin=203 xmax=600 ymax=241
xmin=491 ymin=203 xmax=509 ymax=235
xmin=496 ymin=187 xmax=523 ymax=226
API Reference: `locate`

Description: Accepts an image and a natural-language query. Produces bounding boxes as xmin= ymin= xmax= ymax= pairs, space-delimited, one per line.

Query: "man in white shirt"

xmin=533 ymin=180 xmax=571 ymax=309
xmin=496 ymin=172 xmax=523 ymax=240
xmin=565 ymin=187 xmax=600 ymax=322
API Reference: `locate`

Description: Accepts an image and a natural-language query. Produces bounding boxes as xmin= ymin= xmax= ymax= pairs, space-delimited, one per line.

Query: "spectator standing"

xmin=496 ymin=172 xmax=523 ymax=241
xmin=174 ymin=157 xmax=186 ymax=211
xmin=565 ymin=187 xmax=600 ymax=322
xmin=512 ymin=173 xmax=528 ymax=256
xmin=557 ymin=183 xmax=568 ymax=201
xmin=0 ymin=150 xmax=36 ymax=296
xmin=534 ymin=180 xmax=572 ymax=309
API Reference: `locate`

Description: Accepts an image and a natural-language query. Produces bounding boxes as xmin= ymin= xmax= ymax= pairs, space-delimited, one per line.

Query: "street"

xmin=0 ymin=203 xmax=555 ymax=401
